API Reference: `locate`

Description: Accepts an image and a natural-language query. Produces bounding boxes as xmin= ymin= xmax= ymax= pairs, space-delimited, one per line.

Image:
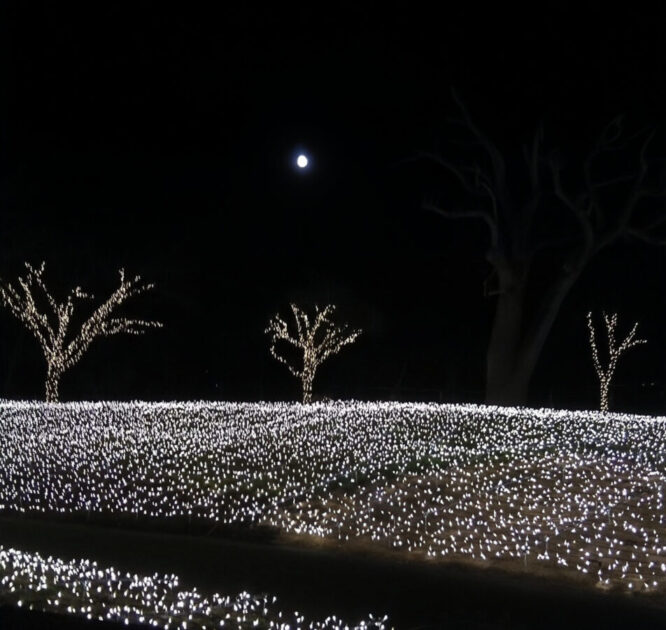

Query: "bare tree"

xmin=417 ymin=90 xmax=666 ymax=405
xmin=587 ymin=311 xmax=646 ymax=412
xmin=0 ymin=262 xmax=162 ymax=402
xmin=265 ymin=303 xmax=361 ymax=403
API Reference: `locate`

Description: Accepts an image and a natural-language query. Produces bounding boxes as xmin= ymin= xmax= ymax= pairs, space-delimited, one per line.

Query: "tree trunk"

xmin=45 ymin=364 xmax=62 ymax=403
xmin=599 ymin=378 xmax=610 ymax=412
xmin=301 ymin=369 xmax=315 ymax=404
xmin=485 ymin=267 xmax=581 ymax=407
xmin=485 ymin=364 xmax=532 ymax=406
xmin=485 ymin=282 xmax=528 ymax=406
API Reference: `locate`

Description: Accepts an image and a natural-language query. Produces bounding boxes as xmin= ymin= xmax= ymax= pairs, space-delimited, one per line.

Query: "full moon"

xmin=296 ymin=154 xmax=308 ymax=168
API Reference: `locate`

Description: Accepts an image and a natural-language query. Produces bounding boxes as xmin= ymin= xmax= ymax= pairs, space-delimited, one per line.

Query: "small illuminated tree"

xmin=265 ymin=303 xmax=361 ymax=403
xmin=0 ymin=262 xmax=162 ymax=402
xmin=586 ymin=311 xmax=646 ymax=412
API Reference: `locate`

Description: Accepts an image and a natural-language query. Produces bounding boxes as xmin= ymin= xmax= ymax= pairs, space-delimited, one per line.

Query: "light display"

xmin=0 ymin=401 xmax=664 ymax=594
xmin=265 ymin=304 xmax=361 ymax=402
xmin=0 ymin=545 xmax=387 ymax=629
xmin=587 ymin=311 xmax=646 ymax=412
xmin=0 ymin=263 xmax=162 ymax=402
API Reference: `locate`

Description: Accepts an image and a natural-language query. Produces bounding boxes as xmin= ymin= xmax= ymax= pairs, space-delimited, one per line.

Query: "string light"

xmin=0 ymin=545 xmax=387 ymax=629
xmin=0 ymin=263 xmax=162 ymax=402
xmin=0 ymin=400 xmax=664 ymax=594
xmin=265 ymin=304 xmax=361 ymax=403
xmin=587 ymin=312 xmax=646 ymax=412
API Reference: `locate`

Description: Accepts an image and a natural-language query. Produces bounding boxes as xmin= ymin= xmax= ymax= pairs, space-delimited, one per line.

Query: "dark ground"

xmin=0 ymin=607 xmax=126 ymax=630
xmin=0 ymin=517 xmax=665 ymax=629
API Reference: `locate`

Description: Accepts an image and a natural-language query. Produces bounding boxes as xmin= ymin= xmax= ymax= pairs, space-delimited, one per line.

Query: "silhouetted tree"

xmin=418 ymin=91 xmax=666 ymax=405
xmin=265 ymin=303 xmax=361 ymax=403
xmin=0 ymin=263 xmax=162 ymax=401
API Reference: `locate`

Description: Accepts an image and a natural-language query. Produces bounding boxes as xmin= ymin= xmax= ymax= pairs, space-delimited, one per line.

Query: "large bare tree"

xmin=0 ymin=262 xmax=162 ymax=401
xmin=418 ymin=91 xmax=666 ymax=405
xmin=265 ymin=303 xmax=361 ymax=403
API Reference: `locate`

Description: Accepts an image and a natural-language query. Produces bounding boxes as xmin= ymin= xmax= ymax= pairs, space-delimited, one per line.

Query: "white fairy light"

xmin=0 ymin=545 xmax=387 ymax=629
xmin=265 ymin=304 xmax=361 ymax=403
xmin=0 ymin=263 xmax=162 ymax=402
xmin=0 ymin=401 xmax=664 ymax=594
xmin=587 ymin=311 xmax=646 ymax=413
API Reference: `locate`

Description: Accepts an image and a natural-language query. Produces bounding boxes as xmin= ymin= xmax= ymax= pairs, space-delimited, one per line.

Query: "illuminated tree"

xmin=0 ymin=262 xmax=162 ymax=402
xmin=265 ymin=303 xmax=361 ymax=403
xmin=416 ymin=89 xmax=666 ymax=405
xmin=586 ymin=311 xmax=646 ymax=412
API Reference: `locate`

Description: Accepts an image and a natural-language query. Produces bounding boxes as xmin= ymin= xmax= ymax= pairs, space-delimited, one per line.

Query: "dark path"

xmin=0 ymin=606 xmax=131 ymax=629
xmin=1 ymin=516 xmax=665 ymax=629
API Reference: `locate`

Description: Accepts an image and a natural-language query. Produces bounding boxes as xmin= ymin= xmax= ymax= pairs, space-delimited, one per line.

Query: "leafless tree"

xmin=587 ymin=311 xmax=646 ymax=412
xmin=0 ymin=262 xmax=162 ymax=401
xmin=265 ymin=303 xmax=361 ymax=403
xmin=417 ymin=89 xmax=666 ymax=405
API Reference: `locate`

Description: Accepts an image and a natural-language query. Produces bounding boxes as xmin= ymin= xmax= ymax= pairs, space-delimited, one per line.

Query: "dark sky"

xmin=3 ymin=3 xmax=666 ymax=411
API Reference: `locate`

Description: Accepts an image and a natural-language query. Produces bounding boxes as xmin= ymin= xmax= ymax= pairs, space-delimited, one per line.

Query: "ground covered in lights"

xmin=0 ymin=544 xmax=387 ymax=629
xmin=0 ymin=400 xmax=665 ymax=614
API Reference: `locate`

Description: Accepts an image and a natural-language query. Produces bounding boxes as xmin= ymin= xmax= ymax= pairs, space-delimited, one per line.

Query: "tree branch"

xmin=450 ymin=87 xmax=506 ymax=194
xmin=422 ymin=198 xmax=499 ymax=251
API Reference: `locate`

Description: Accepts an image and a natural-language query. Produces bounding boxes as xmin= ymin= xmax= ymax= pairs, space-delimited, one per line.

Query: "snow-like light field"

xmin=0 ymin=401 xmax=665 ymax=593
xmin=0 ymin=545 xmax=387 ymax=629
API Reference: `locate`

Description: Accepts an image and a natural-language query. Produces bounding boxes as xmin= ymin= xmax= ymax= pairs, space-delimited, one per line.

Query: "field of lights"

xmin=0 ymin=401 xmax=665 ymax=594
xmin=0 ymin=545 xmax=387 ymax=629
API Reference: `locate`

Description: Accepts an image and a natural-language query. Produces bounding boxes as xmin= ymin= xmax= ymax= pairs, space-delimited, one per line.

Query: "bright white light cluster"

xmin=0 ymin=545 xmax=387 ymax=629
xmin=0 ymin=401 xmax=665 ymax=593
xmin=0 ymin=263 xmax=162 ymax=402
xmin=587 ymin=311 xmax=646 ymax=413
xmin=273 ymin=451 xmax=666 ymax=592
xmin=265 ymin=304 xmax=361 ymax=403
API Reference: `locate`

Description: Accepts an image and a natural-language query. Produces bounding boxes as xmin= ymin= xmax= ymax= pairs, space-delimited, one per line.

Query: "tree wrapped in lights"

xmin=587 ymin=311 xmax=646 ymax=412
xmin=265 ymin=304 xmax=361 ymax=403
xmin=0 ymin=262 xmax=162 ymax=402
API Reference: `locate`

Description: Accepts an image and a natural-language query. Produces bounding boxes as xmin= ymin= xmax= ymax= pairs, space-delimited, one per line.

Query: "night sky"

xmin=3 ymin=4 xmax=666 ymax=411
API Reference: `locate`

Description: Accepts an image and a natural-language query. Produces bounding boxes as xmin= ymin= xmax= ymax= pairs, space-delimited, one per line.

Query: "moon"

xmin=296 ymin=154 xmax=309 ymax=168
